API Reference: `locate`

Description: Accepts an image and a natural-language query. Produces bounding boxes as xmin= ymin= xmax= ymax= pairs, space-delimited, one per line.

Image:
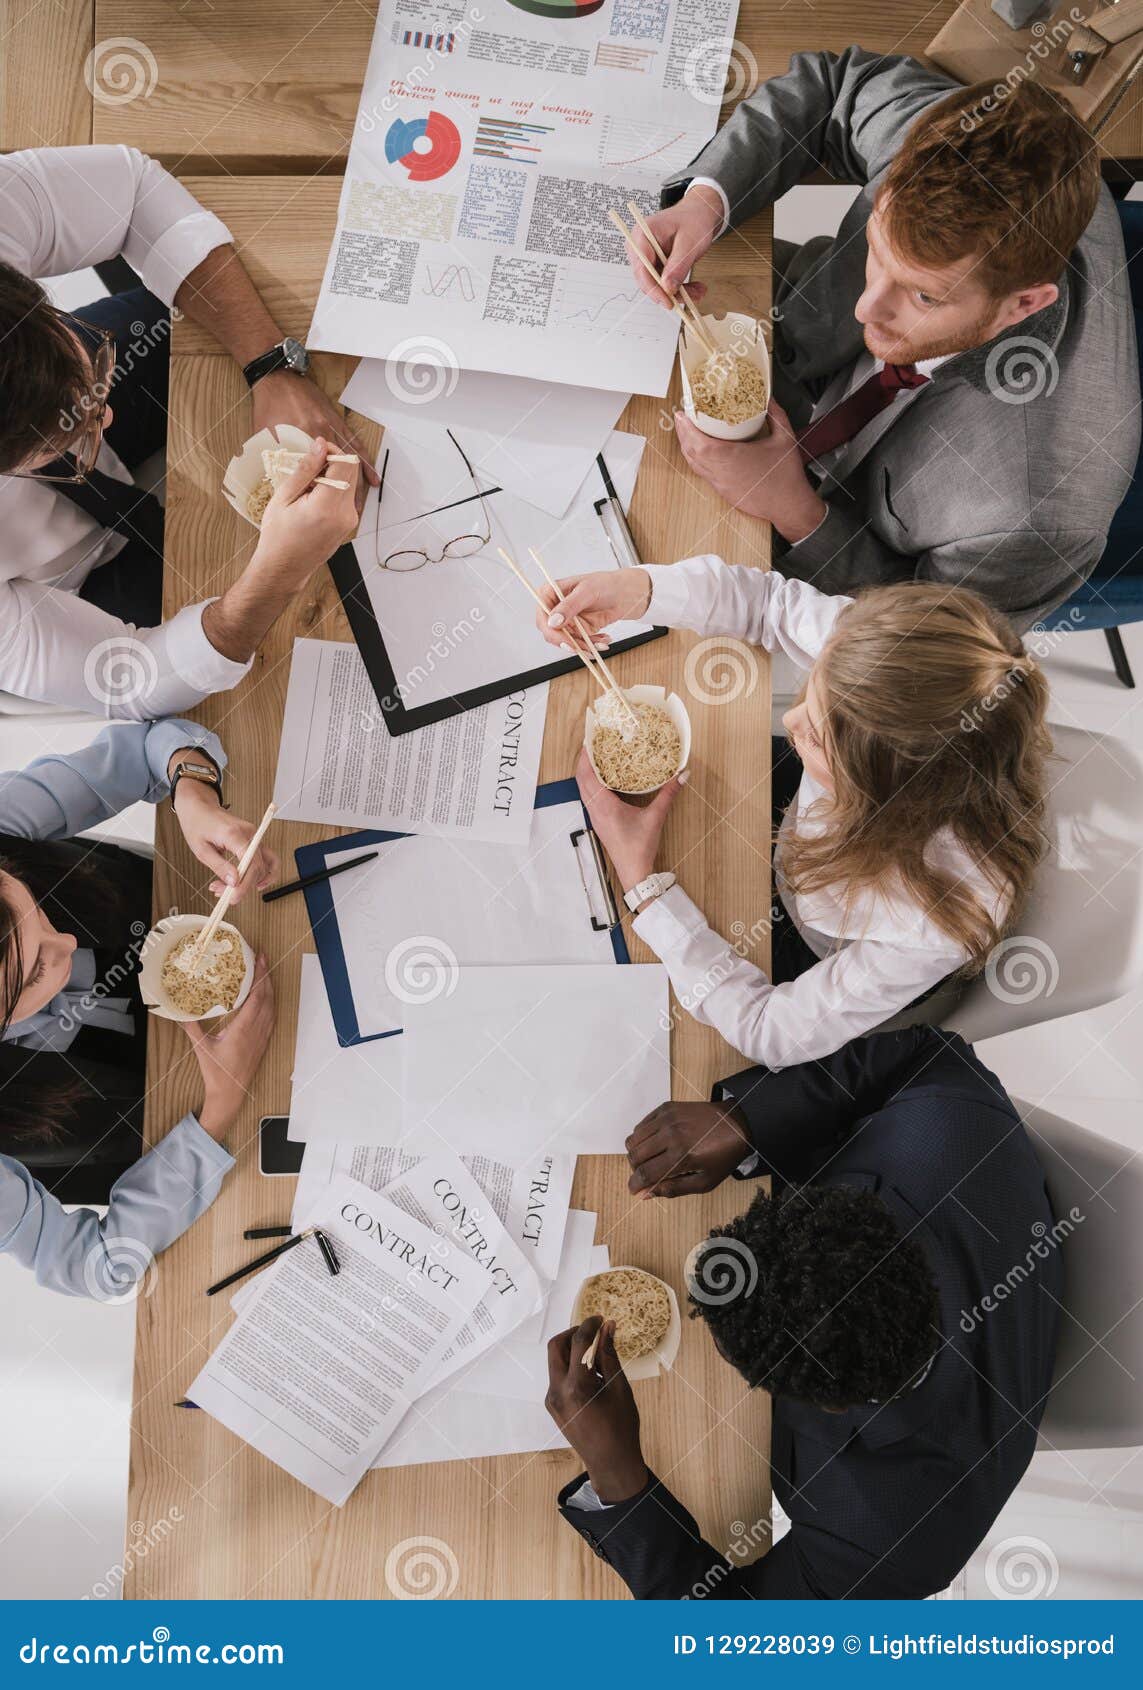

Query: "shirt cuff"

xmin=565 ymin=1477 xmax=613 ymax=1512
xmin=174 ymin=1112 xmax=237 ymax=1177
xmin=643 ymin=563 xmax=697 ymax=628
xmin=163 ymin=600 xmax=253 ymax=697
xmin=786 ymin=503 xmax=831 ymax=550
xmin=686 ymin=177 xmax=730 ymax=237
xmin=631 ymin=880 xmax=709 ymax=953
xmin=143 ymin=719 xmax=228 ymax=795
xmin=132 ymin=211 xmax=233 ymax=308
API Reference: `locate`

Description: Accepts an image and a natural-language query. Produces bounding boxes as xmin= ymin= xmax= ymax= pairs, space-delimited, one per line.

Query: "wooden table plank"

xmin=126 ymin=177 xmax=772 ymax=1598
xmin=0 ymin=1 xmax=93 ymax=150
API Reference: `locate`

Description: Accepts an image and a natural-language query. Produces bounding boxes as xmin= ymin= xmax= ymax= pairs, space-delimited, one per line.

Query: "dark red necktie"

xmin=797 ymin=362 xmax=930 ymax=463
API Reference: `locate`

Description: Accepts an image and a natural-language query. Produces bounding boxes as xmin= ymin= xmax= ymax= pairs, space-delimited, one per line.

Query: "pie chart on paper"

xmin=384 ymin=112 xmax=463 ymax=182
xmin=504 ymin=0 xmax=607 ymax=16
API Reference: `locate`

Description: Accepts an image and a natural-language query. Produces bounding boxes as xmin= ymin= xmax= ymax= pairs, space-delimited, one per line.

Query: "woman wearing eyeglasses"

xmin=0 ymin=143 xmax=370 ymax=717
xmin=0 ymin=715 xmax=277 ymax=1298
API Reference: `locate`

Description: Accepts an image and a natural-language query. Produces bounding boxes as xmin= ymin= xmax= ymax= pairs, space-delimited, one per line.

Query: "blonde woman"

xmin=536 ymin=558 xmax=1051 ymax=1069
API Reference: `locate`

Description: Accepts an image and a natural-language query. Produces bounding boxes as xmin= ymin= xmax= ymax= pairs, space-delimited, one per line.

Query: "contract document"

xmin=188 ymin=1175 xmax=487 ymax=1504
xmin=309 ymin=0 xmax=742 ymax=393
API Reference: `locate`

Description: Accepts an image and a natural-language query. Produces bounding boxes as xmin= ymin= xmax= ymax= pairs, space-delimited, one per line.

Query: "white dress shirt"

xmin=0 ymin=145 xmax=251 ymax=715
xmin=631 ymin=557 xmax=1009 ymax=1070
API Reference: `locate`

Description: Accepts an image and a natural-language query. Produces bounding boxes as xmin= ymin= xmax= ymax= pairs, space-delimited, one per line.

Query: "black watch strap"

xmin=243 ymin=338 xmax=309 ymax=388
xmin=169 ymin=754 xmax=227 ymax=810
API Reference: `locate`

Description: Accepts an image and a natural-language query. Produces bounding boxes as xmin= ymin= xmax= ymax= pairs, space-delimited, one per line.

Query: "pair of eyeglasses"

xmin=375 ymin=428 xmax=495 ymax=572
xmin=13 ymin=316 xmax=116 ymax=484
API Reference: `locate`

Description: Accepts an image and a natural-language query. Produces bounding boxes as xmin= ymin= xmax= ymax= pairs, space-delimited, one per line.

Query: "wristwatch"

xmin=169 ymin=753 xmax=227 ymax=811
xmin=242 ymin=337 xmax=310 ymax=388
xmin=623 ymin=871 xmax=676 ymax=913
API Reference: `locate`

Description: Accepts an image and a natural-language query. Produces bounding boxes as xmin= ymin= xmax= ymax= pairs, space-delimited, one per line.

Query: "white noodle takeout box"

xmin=222 ymin=424 xmax=315 ymax=528
xmin=573 ymin=1266 xmax=682 ymax=1381
xmin=584 ymin=683 xmax=692 ymax=796
xmin=679 ymin=311 xmax=770 ymax=441
xmin=139 ymin=913 xmax=255 ymax=1023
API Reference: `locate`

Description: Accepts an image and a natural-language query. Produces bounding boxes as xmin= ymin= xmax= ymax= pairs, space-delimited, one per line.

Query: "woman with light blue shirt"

xmin=0 ymin=718 xmax=276 ymax=1297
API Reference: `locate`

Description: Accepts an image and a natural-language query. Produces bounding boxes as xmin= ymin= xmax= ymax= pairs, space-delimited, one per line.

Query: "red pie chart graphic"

xmin=384 ymin=111 xmax=462 ymax=182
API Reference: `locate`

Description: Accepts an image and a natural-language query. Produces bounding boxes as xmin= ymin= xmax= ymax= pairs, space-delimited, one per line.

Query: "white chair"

xmin=886 ymin=723 xmax=1143 ymax=1043
xmin=1019 ymin=1100 xmax=1143 ymax=1450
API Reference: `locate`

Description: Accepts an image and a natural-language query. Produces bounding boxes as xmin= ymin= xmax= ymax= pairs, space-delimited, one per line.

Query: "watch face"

xmin=282 ymin=337 xmax=309 ymax=372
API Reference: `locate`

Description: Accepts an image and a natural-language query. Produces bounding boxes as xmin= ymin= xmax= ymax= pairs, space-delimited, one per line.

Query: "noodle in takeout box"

xmin=574 ymin=1266 xmax=681 ymax=1380
xmin=585 ymin=683 xmax=691 ymax=796
xmin=139 ymin=913 xmax=255 ymax=1023
xmin=679 ymin=310 xmax=770 ymax=441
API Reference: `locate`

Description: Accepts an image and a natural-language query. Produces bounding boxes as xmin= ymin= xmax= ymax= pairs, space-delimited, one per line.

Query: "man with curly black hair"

xmin=546 ymin=1026 xmax=1061 ymax=1599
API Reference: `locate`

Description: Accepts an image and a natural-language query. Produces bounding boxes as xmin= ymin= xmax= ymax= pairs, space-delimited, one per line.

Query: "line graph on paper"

xmin=421 ymin=263 xmax=478 ymax=302
xmin=598 ymin=117 xmax=703 ymax=175
xmin=552 ymin=269 xmax=671 ymax=341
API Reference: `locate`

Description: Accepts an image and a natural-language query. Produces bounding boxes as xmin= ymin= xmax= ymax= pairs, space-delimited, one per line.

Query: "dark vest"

xmin=0 ymin=835 xmax=152 ymax=1203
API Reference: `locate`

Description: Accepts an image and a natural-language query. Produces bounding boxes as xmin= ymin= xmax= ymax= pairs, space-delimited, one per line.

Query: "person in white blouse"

xmin=535 ymin=557 xmax=1052 ymax=1070
xmin=0 ymin=716 xmax=276 ymax=1295
xmin=0 ymin=144 xmax=374 ymax=715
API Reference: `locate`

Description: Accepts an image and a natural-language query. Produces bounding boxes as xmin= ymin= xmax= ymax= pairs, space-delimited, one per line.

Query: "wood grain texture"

xmin=0 ymin=1 xmax=93 ymax=150
xmin=126 ymin=176 xmax=773 ymax=1598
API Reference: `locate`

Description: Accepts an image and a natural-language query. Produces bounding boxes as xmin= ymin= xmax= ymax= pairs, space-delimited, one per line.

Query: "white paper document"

xmin=375 ymin=1216 xmax=609 ymax=1466
xmin=272 ymin=638 xmax=546 ymax=844
xmin=400 ymin=963 xmax=670 ymax=1157
xmin=289 ymin=955 xmax=404 ymax=1142
xmin=309 ymin=0 xmax=741 ymax=393
xmin=316 ymin=795 xmax=623 ymax=1044
xmin=188 ymin=1175 xmax=488 ymax=1504
xmin=293 ymin=1137 xmax=576 ymax=1286
xmin=341 ymin=361 xmax=629 ymax=517
xmin=354 ymin=431 xmax=648 ymax=711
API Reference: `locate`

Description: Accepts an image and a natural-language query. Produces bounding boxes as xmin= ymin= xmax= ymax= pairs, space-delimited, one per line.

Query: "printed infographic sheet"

xmin=309 ymin=0 xmax=740 ymax=393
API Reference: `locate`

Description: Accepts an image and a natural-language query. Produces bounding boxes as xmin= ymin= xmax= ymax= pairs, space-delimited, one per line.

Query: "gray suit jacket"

xmin=665 ymin=48 xmax=1141 ymax=630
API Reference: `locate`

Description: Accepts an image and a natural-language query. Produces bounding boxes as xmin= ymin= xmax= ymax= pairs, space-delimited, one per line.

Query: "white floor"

xmin=2 ymin=240 xmax=1142 ymax=1601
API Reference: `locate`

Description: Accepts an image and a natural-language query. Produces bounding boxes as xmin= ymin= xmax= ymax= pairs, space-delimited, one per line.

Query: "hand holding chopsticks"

xmin=499 ymin=547 xmax=638 ymax=731
xmin=609 ymin=205 xmax=718 ymax=357
xmin=188 ymin=801 xmax=277 ymax=970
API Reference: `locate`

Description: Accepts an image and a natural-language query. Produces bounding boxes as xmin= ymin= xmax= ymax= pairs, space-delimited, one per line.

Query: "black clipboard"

xmin=328 ymin=451 xmax=666 ymax=737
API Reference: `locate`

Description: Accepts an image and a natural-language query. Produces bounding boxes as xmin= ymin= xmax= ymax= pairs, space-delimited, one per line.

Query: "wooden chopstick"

xmin=188 ymin=802 xmax=277 ymax=968
xmin=608 ymin=208 xmax=718 ymax=356
xmin=626 ymin=200 xmax=716 ymax=354
xmin=582 ymin=1322 xmax=606 ymax=1371
xmin=527 ymin=547 xmax=637 ymax=729
xmin=498 ymin=548 xmax=614 ymax=700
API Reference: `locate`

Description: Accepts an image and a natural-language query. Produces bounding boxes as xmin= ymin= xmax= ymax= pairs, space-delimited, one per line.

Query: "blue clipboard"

xmin=297 ymin=777 xmax=629 ymax=1047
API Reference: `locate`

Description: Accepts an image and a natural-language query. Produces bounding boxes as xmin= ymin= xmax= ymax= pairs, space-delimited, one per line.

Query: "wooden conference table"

xmin=124 ymin=177 xmax=775 ymax=1599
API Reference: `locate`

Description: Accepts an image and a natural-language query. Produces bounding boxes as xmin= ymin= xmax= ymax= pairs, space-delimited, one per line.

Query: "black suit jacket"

xmin=558 ymin=1027 xmax=1060 ymax=1599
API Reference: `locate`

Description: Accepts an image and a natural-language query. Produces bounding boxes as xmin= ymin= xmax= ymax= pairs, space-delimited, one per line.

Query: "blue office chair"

xmin=1034 ymin=196 xmax=1143 ymax=687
